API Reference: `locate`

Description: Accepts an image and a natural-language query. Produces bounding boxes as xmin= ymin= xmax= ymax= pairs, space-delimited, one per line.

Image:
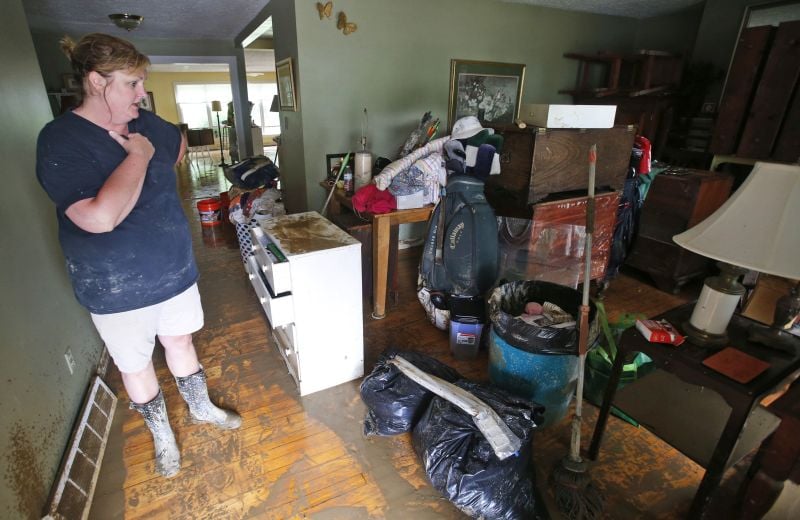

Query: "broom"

xmin=550 ymin=144 xmax=604 ymax=519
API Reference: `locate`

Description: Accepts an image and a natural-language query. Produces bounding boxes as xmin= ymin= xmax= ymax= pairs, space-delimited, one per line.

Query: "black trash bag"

xmin=488 ymin=280 xmax=599 ymax=355
xmin=360 ymin=349 xmax=462 ymax=436
xmin=412 ymin=380 xmax=544 ymax=520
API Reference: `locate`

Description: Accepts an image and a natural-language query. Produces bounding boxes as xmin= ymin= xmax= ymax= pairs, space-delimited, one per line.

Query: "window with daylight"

xmin=249 ymin=83 xmax=280 ymax=136
xmin=174 ymin=83 xmax=231 ymax=129
xmin=174 ymin=83 xmax=279 ymax=136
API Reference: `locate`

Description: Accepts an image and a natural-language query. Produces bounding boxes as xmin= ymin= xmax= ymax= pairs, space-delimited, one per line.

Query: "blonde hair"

xmin=60 ymin=33 xmax=150 ymax=97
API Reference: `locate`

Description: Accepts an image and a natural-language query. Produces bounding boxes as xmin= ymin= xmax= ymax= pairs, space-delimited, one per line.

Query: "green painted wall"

xmin=692 ymin=0 xmax=754 ymax=102
xmin=1 ymin=1 xmax=106 ymax=518
xmin=290 ymin=0 xmax=684 ymax=213
xmin=635 ymin=4 xmax=704 ymax=54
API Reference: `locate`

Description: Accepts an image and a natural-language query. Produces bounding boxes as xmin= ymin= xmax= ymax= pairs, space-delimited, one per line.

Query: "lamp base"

xmin=682 ymin=320 xmax=728 ymax=349
xmin=748 ymin=281 xmax=800 ymax=354
xmin=748 ymin=325 xmax=798 ymax=354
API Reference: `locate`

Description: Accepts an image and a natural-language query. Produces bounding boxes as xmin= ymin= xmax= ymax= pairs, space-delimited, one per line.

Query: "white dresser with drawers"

xmin=246 ymin=211 xmax=364 ymax=396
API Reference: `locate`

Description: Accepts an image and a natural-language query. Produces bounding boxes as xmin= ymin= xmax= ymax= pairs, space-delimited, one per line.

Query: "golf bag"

xmin=418 ymin=175 xmax=499 ymax=329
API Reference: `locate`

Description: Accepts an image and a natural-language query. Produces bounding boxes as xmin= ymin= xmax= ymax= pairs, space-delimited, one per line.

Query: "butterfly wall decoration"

xmin=316 ymin=2 xmax=332 ymax=20
xmin=337 ymin=12 xmax=357 ymax=35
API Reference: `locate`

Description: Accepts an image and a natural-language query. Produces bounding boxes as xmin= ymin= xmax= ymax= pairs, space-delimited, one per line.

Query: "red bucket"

xmin=196 ymin=198 xmax=221 ymax=227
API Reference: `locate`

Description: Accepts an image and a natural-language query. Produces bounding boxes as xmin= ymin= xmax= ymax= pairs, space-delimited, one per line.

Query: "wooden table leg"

xmin=371 ymin=215 xmax=391 ymax=319
xmin=739 ymin=379 xmax=800 ymax=519
xmin=688 ymin=403 xmax=753 ymax=519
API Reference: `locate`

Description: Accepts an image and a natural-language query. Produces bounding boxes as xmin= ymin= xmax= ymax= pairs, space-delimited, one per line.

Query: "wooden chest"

xmin=486 ymin=124 xmax=635 ymax=211
xmin=625 ymin=170 xmax=734 ymax=293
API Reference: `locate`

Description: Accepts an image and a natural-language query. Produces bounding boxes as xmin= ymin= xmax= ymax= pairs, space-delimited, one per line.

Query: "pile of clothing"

xmin=228 ymin=187 xmax=285 ymax=263
xmin=360 ymin=115 xmax=504 ymax=212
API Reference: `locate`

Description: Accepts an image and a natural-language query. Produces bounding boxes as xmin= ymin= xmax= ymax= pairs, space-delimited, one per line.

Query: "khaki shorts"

xmin=91 ymin=283 xmax=204 ymax=373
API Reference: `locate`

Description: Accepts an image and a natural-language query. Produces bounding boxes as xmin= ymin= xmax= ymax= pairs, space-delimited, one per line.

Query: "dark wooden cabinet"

xmin=485 ymin=124 xmax=635 ymax=215
xmin=625 ymin=170 xmax=733 ymax=293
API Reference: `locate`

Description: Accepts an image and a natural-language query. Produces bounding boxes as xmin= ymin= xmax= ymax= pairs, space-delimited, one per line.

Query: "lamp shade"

xmin=211 ymin=100 xmax=222 ymax=112
xmin=270 ymin=95 xmax=280 ymax=113
xmin=673 ymin=162 xmax=800 ymax=279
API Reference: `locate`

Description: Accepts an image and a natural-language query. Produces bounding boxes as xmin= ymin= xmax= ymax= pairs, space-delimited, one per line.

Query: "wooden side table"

xmin=588 ymin=303 xmax=800 ymax=519
xmin=321 ymin=183 xmax=433 ymax=319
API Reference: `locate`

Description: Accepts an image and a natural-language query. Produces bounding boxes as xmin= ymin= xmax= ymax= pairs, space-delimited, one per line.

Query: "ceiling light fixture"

xmin=109 ymin=13 xmax=143 ymax=31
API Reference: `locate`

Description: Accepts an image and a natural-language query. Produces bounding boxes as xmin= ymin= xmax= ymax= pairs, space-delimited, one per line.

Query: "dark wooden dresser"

xmin=625 ymin=169 xmax=734 ymax=293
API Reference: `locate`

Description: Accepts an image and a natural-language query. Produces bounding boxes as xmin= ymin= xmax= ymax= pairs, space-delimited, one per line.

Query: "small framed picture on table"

xmin=326 ymin=153 xmax=354 ymax=184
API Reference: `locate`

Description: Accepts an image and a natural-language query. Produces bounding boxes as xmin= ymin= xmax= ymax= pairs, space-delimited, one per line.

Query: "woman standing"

xmin=36 ymin=33 xmax=240 ymax=478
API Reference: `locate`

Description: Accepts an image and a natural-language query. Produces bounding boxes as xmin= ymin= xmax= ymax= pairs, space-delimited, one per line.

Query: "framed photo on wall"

xmin=276 ymin=57 xmax=298 ymax=111
xmin=139 ymin=91 xmax=155 ymax=113
xmin=448 ymin=59 xmax=526 ymax=131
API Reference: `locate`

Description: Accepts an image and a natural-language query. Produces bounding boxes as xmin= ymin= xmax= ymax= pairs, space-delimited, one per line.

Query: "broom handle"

xmin=570 ymin=144 xmax=596 ymax=463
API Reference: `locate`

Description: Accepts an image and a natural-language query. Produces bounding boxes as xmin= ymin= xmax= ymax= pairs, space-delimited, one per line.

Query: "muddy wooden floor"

xmin=89 ymin=157 xmax=769 ymax=519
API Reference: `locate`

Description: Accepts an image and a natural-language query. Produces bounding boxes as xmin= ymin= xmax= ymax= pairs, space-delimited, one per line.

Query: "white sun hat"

xmin=450 ymin=116 xmax=495 ymax=140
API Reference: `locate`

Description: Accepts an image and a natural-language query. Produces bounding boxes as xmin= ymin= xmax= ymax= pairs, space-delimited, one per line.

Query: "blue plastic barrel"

xmin=488 ymin=328 xmax=579 ymax=427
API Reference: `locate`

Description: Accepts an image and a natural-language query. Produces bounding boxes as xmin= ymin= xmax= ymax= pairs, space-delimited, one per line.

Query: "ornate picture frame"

xmin=448 ymin=59 xmax=526 ymax=131
xmin=276 ymin=57 xmax=298 ymax=111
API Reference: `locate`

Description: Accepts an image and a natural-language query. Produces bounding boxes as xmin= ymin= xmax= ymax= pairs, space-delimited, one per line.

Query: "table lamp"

xmin=672 ymin=162 xmax=800 ymax=349
xmin=211 ymin=100 xmax=228 ymax=167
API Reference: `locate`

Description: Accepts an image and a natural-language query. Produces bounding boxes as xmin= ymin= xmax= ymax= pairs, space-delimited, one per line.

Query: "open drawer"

xmin=273 ymin=324 xmax=301 ymax=388
xmin=249 ymin=226 xmax=292 ymax=295
xmin=245 ymin=255 xmax=294 ymax=328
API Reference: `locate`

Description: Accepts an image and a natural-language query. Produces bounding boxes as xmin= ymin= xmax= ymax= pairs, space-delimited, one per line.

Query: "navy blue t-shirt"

xmin=36 ymin=109 xmax=199 ymax=314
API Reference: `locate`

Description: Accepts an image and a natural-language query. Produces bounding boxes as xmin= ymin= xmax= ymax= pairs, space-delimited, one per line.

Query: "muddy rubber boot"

xmin=175 ymin=367 xmax=242 ymax=430
xmin=130 ymin=390 xmax=181 ymax=478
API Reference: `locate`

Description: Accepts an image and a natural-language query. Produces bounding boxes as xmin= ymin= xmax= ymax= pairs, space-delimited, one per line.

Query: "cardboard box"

xmin=394 ymin=190 xmax=425 ymax=209
xmin=741 ymin=274 xmax=799 ymax=327
xmin=519 ymin=104 xmax=617 ymax=128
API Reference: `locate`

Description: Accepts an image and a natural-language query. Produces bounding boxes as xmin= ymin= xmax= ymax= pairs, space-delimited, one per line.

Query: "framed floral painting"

xmin=448 ymin=59 xmax=526 ymax=131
